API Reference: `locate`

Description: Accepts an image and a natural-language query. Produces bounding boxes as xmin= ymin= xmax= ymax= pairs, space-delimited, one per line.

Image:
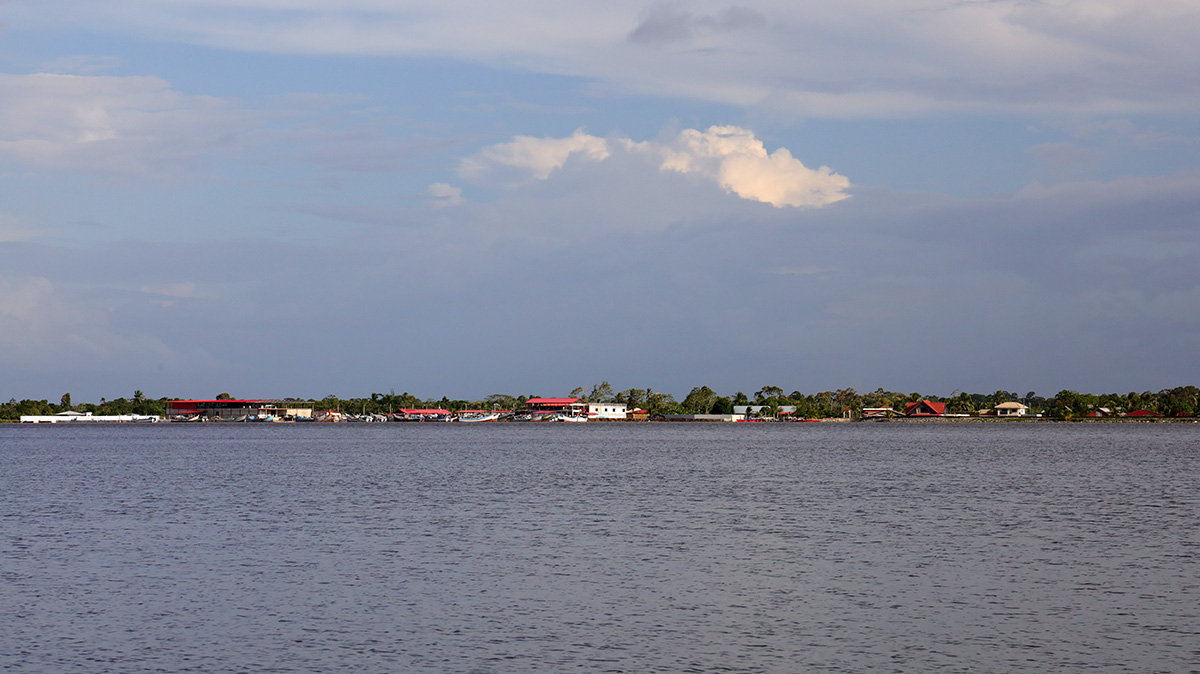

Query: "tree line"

xmin=3 ymin=385 xmax=1199 ymax=421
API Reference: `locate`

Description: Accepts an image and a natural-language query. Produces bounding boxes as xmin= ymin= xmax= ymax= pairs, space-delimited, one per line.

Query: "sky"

xmin=1 ymin=0 xmax=1199 ymax=403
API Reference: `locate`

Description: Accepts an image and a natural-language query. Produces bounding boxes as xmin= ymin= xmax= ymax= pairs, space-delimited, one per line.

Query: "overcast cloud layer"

xmin=1 ymin=1 xmax=1198 ymax=401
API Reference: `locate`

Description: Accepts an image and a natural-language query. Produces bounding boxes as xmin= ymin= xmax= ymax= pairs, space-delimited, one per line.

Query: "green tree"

xmin=618 ymin=388 xmax=647 ymax=410
xmin=682 ymin=386 xmax=717 ymax=414
xmin=710 ymin=397 xmax=734 ymax=415
xmin=588 ymin=381 xmax=615 ymax=403
xmin=60 ymin=393 xmax=72 ymax=410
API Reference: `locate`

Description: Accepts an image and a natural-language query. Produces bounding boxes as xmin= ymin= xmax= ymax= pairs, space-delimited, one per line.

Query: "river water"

xmin=2 ymin=422 xmax=1198 ymax=673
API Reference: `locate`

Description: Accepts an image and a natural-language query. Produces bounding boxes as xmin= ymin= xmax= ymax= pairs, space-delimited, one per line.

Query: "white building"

xmin=587 ymin=402 xmax=628 ymax=420
xmin=994 ymin=402 xmax=1029 ymax=417
xmin=20 ymin=411 xmax=160 ymax=423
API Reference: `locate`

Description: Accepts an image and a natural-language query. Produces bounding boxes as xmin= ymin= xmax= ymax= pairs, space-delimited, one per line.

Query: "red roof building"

xmin=1126 ymin=409 xmax=1163 ymax=417
xmin=904 ymin=400 xmax=947 ymax=416
xmin=525 ymin=397 xmax=586 ymax=416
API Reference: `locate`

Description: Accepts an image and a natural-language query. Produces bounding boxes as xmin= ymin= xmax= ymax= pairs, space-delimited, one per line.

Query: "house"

xmin=904 ymin=400 xmax=946 ymax=416
xmin=586 ymin=402 xmax=628 ymax=420
xmin=861 ymin=407 xmax=897 ymax=418
xmin=1126 ymin=409 xmax=1163 ymax=418
xmin=1084 ymin=407 xmax=1113 ymax=418
xmin=993 ymin=402 xmax=1029 ymax=417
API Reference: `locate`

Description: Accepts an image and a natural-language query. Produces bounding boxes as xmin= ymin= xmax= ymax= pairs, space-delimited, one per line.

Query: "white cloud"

xmin=0 ymin=72 xmax=263 ymax=174
xmin=660 ymin=126 xmax=850 ymax=207
xmin=459 ymin=129 xmax=610 ymax=181
xmin=427 ymin=182 xmax=464 ymax=208
xmin=461 ymin=125 xmax=850 ymax=208
xmin=27 ymin=0 xmax=1200 ymax=117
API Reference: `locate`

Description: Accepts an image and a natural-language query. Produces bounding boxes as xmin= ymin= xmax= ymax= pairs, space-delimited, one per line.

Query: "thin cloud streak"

xmin=22 ymin=0 xmax=1200 ymax=117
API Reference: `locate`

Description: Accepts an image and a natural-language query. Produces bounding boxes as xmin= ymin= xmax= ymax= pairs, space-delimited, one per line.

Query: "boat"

xmin=457 ymin=411 xmax=504 ymax=423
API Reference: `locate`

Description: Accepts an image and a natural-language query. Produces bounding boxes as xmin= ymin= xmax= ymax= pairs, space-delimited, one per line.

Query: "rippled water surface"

xmin=2 ymin=423 xmax=1198 ymax=673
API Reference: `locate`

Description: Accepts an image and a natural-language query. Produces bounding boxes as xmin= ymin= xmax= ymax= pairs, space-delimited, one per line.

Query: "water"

xmin=2 ymin=423 xmax=1198 ymax=673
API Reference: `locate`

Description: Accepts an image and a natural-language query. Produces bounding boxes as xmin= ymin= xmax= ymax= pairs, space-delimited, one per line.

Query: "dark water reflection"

xmin=2 ymin=423 xmax=1198 ymax=672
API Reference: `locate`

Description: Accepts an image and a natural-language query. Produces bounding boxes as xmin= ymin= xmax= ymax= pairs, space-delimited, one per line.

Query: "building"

xmin=586 ymin=402 xmax=628 ymax=420
xmin=167 ymin=399 xmax=314 ymax=420
xmin=395 ymin=408 xmax=451 ymax=421
xmin=904 ymin=400 xmax=947 ymax=416
xmin=734 ymin=405 xmax=797 ymax=418
xmin=861 ymin=407 xmax=897 ymax=418
xmin=993 ymin=402 xmax=1029 ymax=417
xmin=525 ymin=398 xmax=587 ymax=418
xmin=1126 ymin=409 xmax=1164 ymax=418
xmin=20 ymin=411 xmax=160 ymax=423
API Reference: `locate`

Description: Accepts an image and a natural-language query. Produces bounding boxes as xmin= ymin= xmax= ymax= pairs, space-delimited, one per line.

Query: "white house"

xmin=587 ymin=402 xmax=628 ymax=420
xmin=994 ymin=402 xmax=1029 ymax=417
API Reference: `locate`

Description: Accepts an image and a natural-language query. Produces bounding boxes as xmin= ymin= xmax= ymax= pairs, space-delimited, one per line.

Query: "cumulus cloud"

xmin=660 ymin=126 xmax=850 ymax=207
xmin=459 ymin=129 xmax=610 ymax=181
xmin=460 ymin=125 xmax=850 ymax=208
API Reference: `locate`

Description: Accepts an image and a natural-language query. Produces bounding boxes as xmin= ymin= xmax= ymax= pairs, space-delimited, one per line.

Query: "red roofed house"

xmin=904 ymin=400 xmax=947 ymax=417
xmin=1125 ymin=409 xmax=1164 ymax=418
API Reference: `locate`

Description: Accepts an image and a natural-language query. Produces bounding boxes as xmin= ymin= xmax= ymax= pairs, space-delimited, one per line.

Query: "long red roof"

xmin=169 ymin=399 xmax=276 ymax=405
xmin=526 ymin=398 xmax=580 ymax=405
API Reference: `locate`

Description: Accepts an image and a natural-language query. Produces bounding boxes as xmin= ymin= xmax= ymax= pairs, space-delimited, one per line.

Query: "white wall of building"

xmin=587 ymin=402 xmax=628 ymax=420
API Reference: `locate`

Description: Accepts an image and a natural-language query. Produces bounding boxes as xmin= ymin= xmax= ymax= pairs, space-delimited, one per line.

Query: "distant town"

xmin=5 ymin=384 xmax=1199 ymax=423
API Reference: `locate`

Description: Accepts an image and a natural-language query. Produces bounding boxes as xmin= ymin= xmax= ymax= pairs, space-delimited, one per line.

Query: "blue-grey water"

xmin=2 ymin=423 xmax=1198 ymax=673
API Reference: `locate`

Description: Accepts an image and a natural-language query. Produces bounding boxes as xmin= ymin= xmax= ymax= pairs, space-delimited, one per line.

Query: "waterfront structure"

xmin=862 ymin=407 xmax=898 ymax=418
xmin=587 ymin=402 xmax=628 ymax=420
xmin=396 ymin=408 xmax=452 ymax=421
xmin=662 ymin=414 xmax=740 ymax=422
xmin=525 ymin=398 xmax=587 ymax=419
xmin=734 ymin=405 xmax=797 ymax=419
xmin=20 ymin=411 xmax=160 ymax=423
xmin=167 ymin=399 xmax=314 ymax=420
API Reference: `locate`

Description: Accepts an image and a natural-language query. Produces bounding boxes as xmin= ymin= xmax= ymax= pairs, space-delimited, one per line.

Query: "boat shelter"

xmin=167 ymin=399 xmax=313 ymax=420
xmin=525 ymin=398 xmax=587 ymax=418
xmin=396 ymin=408 xmax=452 ymax=421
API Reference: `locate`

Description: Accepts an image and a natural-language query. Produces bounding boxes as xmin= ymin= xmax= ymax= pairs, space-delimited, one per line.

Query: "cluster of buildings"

xmin=21 ymin=397 xmax=1173 ymax=424
xmin=861 ymin=400 xmax=1031 ymax=419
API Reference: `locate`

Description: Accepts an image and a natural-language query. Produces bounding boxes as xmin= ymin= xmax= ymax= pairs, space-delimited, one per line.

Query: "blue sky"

xmin=2 ymin=0 xmax=1199 ymax=402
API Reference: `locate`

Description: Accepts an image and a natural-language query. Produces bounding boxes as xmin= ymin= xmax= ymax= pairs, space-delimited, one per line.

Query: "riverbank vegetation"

xmin=3 ymin=385 xmax=1199 ymax=421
